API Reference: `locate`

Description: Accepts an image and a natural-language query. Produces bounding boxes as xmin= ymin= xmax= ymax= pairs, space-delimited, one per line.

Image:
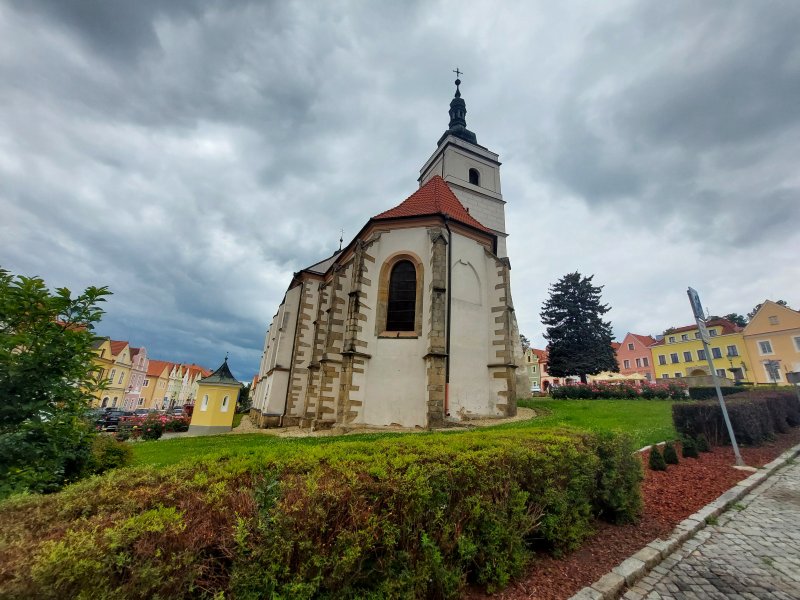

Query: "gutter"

xmin=444 ymin=217 xmax=453 ymax=417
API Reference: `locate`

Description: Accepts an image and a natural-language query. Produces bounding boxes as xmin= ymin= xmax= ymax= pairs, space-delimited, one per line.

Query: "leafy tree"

xmin=0 ymin=268 xmax=110 ymax=497
xmin=723 ymin=313 xmax=747 ymax=327
xmin=238 ymin=382 xmax=252 ymax=412
xmin=540 ymin=272 xmax=618 ymax=383
xmin=519 ymin=334 xmax=531 ymax=352
xmin=747 ymin=300 xmax=787 ymax=321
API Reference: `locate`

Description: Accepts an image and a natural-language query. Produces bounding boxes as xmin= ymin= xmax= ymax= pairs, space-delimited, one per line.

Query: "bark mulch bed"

xmin=468 ymin=428 xmax=800 ymax=600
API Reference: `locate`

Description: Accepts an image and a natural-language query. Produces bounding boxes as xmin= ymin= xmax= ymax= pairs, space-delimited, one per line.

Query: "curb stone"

xmin=568 ymin=442 xmax=800 ymax=600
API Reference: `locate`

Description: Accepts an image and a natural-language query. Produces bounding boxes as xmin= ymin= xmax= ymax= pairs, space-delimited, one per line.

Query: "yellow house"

xmin=92 ymin=340 xmax=134 ymax=408
xmin=189 ymin=357 xmax=242 ymax=435
xmin=89 ymin=337 xmax=114 ymax=407
xmin=742 ymin=300 xmax=800 ymax=384
xmin=651 ymin=319 xmax=755 ymax=383
xmin=142 ymin=360 xmax=173 ymax=410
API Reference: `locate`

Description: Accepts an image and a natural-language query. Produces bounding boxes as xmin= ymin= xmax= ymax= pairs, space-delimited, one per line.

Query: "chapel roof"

xmin=201 ymin=357 xmax=241 ymax=386
xmin=372 ymin=175 xmax=492 ymax=234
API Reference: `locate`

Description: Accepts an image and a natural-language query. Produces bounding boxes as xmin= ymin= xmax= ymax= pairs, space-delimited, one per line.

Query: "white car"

xmin=530 ymin=383 xmax=541 ymax=393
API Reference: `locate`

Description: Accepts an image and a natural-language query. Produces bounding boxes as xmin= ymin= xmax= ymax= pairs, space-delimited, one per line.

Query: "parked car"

xmin=530 ymin=383 xmax=541 ymax=394
xmin=134 ymin=408 xmax=151 ymax=417
xmin=96 ymin=410 xmax=132 ymax=432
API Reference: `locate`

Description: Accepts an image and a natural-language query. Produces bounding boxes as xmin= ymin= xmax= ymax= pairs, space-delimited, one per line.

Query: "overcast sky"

xmin=2 ymin=1 xmax=799 ymax=380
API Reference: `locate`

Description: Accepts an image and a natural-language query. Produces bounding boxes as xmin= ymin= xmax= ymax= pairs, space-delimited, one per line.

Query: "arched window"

xmin=221 ymin=395 xmax=229 ymax=412
xmin=201 ymin=395 xmax=209 ymax=411
xmin=386 ymin=260 xmax=416 ymax=331
xmin=468 ymin=168 xmax=480 ymax=186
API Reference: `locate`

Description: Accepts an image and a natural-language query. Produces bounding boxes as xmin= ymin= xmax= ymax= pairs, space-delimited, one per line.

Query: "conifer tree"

xmin=540 ymin=272 xmax=618 ymax=383
xmin=682 ymin=437 xmax=699 ymax=458
xmin=648 ymin=445 xmax=667 ymax=471
xmin=663 ymin=441 xmax=679 ymax=465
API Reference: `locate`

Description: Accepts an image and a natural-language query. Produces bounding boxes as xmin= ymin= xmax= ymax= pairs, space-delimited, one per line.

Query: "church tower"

xmin=419 ymin=76 xmax=508 ymax=257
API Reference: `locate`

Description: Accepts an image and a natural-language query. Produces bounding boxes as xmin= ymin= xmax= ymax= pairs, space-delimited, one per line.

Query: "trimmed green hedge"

xmin=551 ymin=381 xmax=687 ymax=400
xmin=672 ymin=390 xmax=800 ymax=446
xmin=0 ymin=428 xmax=642 ymax=599
xmin=687 ymin=386 xmax=741 ymax=400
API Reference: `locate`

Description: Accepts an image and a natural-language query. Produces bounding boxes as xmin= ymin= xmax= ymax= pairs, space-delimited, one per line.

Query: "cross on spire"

xmin=453 ymin=67 xmax=462 ymax=78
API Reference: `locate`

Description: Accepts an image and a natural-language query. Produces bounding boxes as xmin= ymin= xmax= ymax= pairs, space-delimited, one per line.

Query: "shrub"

xmin=140 ymin=416 xmax=164 ymax=441
xmin=0 ymin=269 xmax=110 ymax=499
xmin=688 ymin=387 xmax=742 ymax=400
xmin=648 ymin=445 xmax=667 ymax=471
xmin=672 ymin=391 xmax=799 ymax=447
xmin=663 ymin=441 xmax=679 ymax=465
xmin=114 ymin=424 xmax=131 ymax=442
xmin=551 ymin=380 xmax=685 ymax=400
xmin=696 ymin=434 xmax=711 ymax=452
xmin=88 ymin=435 xmax=132 ymax=474
xmin=682 ymin=437 xmax=699 ymax=458
xmin=0 ymin=428 xmax=643 ymax=599
xmin=666 ymin=382 xmax=689 ymax=400
xmin=164 ymin=417 xmax=190 ymax=433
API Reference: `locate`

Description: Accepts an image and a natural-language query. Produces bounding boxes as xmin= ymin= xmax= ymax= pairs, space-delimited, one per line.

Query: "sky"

xmin=2 ymin=0 xmax=799 ymax=381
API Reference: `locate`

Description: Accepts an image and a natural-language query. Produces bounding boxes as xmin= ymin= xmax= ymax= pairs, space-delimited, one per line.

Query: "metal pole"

xmin=701 ymin=332 xmax=744 ymax=466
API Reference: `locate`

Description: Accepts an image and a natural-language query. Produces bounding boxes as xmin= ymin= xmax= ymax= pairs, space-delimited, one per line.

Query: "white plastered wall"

xmin=359 ymin=228 xmax=431 ymax=428
xmin=260 ymin=285 xmax=302 ymax=416
xmin=448 ymin=232 xmax=501 ymax=417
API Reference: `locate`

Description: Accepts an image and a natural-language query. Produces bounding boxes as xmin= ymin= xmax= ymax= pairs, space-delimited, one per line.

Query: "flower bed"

xmin=550 ymin=380 xmax=687 ymax=400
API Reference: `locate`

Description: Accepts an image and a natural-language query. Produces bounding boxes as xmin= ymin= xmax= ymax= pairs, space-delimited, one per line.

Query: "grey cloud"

xmin=3 ymin=0 xmax=799 ymax=378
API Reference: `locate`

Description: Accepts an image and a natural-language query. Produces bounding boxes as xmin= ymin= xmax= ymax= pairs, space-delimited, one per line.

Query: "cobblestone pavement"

xmin=625 ymin=460 xmax=800 ymax=600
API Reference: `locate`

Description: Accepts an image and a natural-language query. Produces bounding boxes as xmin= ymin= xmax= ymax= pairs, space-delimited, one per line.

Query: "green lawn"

xmin=511 ymin=399 xmax=677 ymax=448
xmin=130 ymin=399 xmax=677 ymax=468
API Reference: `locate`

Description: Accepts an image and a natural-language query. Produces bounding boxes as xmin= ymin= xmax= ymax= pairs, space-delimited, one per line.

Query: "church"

xmin=250 ymin=78 xmax=527 ymax=430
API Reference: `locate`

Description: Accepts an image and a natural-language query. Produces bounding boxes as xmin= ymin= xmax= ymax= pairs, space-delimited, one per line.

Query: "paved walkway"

xmin=625 ymin=461 xmax=800 ymax=600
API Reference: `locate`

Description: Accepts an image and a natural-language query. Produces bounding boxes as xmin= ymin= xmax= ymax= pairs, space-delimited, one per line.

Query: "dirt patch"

xmin=466 ymin=428 xmax=800 ymax=600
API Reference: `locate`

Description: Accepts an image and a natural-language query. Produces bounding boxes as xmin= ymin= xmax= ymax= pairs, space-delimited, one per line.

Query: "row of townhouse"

xmin=90 ymin=337 xmax=210 ymax=410
xmin=526 ymin=300 xmax=799 ymax=391
xmin=645 ymin=300 xmax=800 ymax=385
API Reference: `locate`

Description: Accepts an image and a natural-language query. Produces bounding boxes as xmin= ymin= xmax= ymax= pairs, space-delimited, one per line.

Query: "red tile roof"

xmin=183 ymin=363 xmax=212 ymax=379
xmin=531 ymin=348 xmax=548 ymax=362
xmin=372 ymin=175 xmax=492 ymax=234
xmin=146 ymin=360 xmax=173 ymax=377
xmin=631 ymin=334 xmax=657 ymax=347
xmin=665 ymin=318 xmax=740 ymax=336
xmin=611 ymin=342 xmax=621 ymax=350
xmin=109 ymin=340 xmax=129 ymax=356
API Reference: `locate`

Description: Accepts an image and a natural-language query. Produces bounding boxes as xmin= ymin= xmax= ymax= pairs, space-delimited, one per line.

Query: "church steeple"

xmin=438 ymin=73 xmax=478 ymax=146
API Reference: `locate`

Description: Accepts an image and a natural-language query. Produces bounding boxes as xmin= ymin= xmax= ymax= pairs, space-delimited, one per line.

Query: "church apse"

xmin=250 ymin=76 xmax=523 ymax=430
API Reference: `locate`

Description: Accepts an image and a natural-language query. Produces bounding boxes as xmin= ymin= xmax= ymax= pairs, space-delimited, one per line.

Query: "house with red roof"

xmin=122 ymin=346 xmax=149 ymax=410
xmin=615 ymin=333 xmax=658 ymax=382
xmin=251 ymin=78 xmax=527 ymax=429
